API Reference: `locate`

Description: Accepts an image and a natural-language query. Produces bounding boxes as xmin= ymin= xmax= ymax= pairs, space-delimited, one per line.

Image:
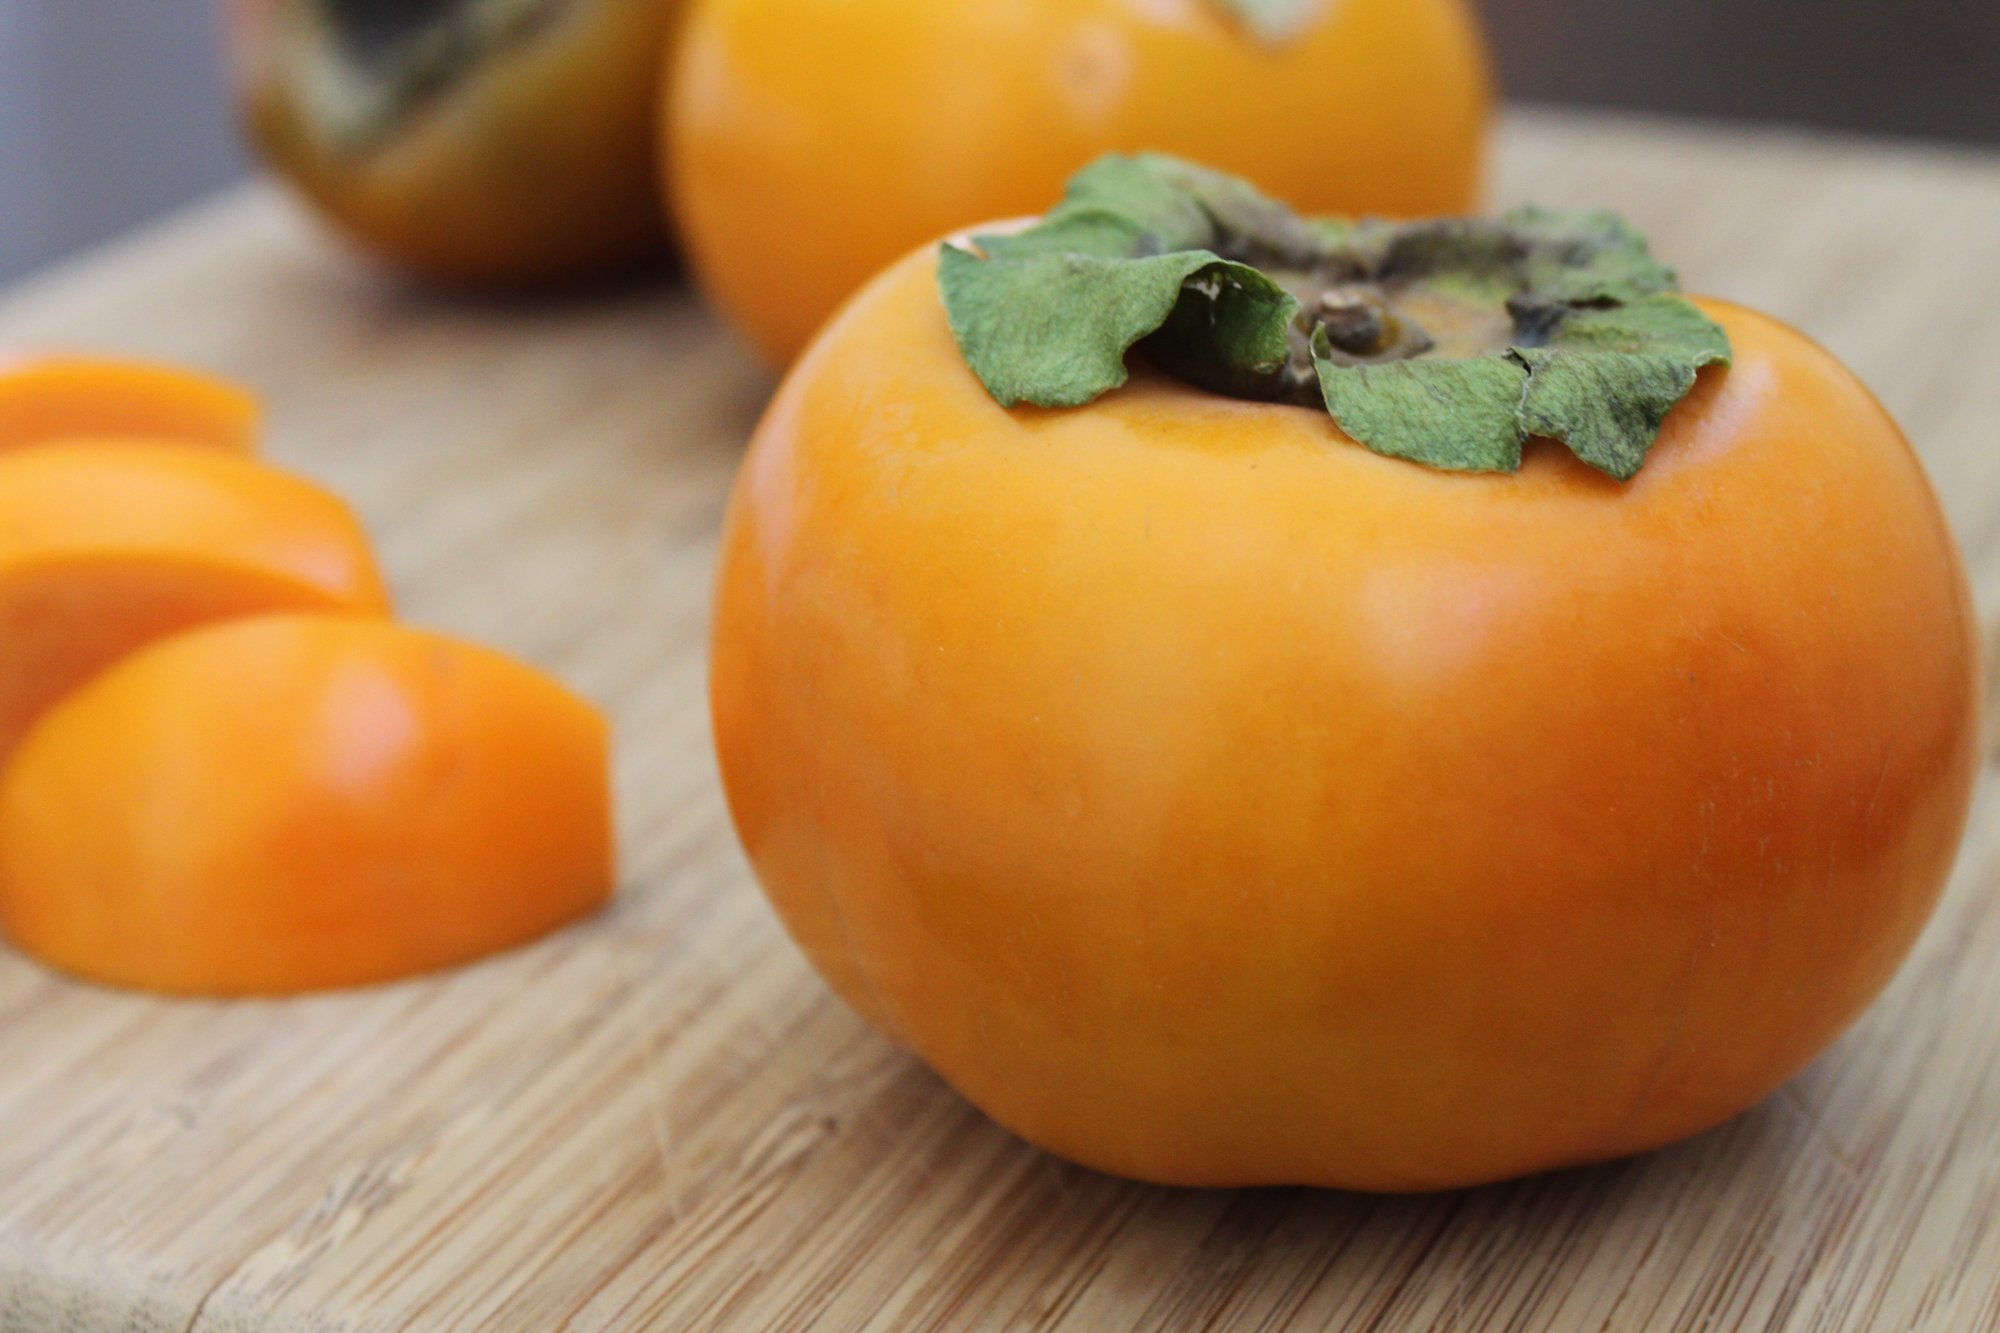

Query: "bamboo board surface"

xmin=3 ymin=109 xmax=2000 ymax=1331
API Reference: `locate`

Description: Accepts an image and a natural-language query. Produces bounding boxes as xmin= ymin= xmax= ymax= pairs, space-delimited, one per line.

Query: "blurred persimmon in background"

xmin=221 ymin=0 xmax=1491 ymax=339
xmin=226 ymin=0 xmax=690 ymax=285
xmin=667 ymin=0 xmax=1493 ymax=363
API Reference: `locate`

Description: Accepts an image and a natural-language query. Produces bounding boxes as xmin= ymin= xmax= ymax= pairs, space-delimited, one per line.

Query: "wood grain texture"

xmin=2 ymin=109 xmax=2000 ymax=1331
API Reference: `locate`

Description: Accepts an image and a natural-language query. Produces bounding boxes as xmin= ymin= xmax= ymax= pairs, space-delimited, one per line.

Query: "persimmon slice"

xmin=0 ymin=615 xmax=613 ymax=995
xmin=0 ymin=441 xmax=389 ymax=757
xmin=0 ymin=353 xmax=259 ymax=454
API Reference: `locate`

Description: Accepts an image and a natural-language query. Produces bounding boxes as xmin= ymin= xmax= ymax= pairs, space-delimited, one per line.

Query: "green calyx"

xmin=293 ymin=0 xmax=569 ymax=153
xmin=1206 ymin=0 xmax=1320 ymax=42
xmin=937 ymin=154 xmax=1732 ymax=480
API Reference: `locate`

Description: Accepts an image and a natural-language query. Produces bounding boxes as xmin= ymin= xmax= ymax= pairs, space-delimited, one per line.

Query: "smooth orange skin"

xmin=0 ymin=441 xmax=389 ymax=759
xmin=229 ymin=0 xmax=689 ymax=286
xmin=0 ymin=615 xmax=613 ymax=995
xmin=668 ymin=0 xmax=1492 ymax=364
xmin=0 ymin=353 xmax=259 ymax=455
xmin=709 ymin=245 xmax=1982 ymax=1191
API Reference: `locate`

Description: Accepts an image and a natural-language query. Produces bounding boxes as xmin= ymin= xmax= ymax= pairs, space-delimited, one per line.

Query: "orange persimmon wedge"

xmin=0 ymin=353 xmax=260 ymax=454
xmin=0 ymin=441 xmax=389 ymax=758
xmin=0 ymin=614 xmax=614 ymax=995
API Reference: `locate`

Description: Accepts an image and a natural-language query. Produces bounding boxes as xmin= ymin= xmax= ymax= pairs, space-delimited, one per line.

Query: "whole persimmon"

xmin=667 ymin=0 xmax=1491 ymax=364
xmin=708 ymin=157 xmax=1980 ymax=1190
xmin=229 ymin=0 xmax=689 ymax=285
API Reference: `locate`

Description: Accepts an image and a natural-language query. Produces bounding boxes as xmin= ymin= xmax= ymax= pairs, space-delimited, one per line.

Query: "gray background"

xmin=1 ymin=0 xmax=1995 ymax=285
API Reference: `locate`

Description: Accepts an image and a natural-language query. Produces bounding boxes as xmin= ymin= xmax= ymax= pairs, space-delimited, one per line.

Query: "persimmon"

xmin=0 ymin=615 xmax=613 ymax=995
xmin=228 ymin=0 xmax=691 ymax=285
xmin=0 ymin=353 xmax=259 ymax=454
xmin=708 ymin=157 xmax=1980 ymax=1190
xmin=667 ymin=0 xmax=1492 ymax=363
xmin=0 ymin=442 xmax=388 ymax=759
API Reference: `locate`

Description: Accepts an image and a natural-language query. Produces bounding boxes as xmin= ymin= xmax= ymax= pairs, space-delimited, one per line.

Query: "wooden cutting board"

xmin=3 ymin=109 xmax=2000 ymax=1332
